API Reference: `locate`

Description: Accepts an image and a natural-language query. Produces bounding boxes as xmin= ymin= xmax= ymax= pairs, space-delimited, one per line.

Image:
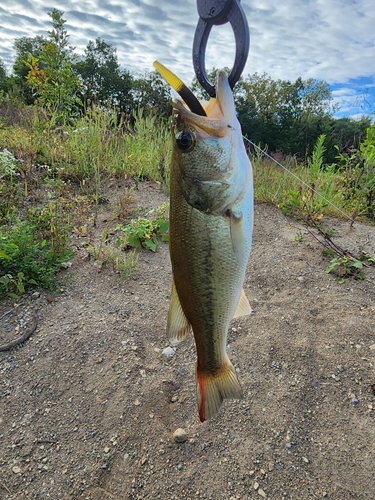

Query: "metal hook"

xmin=192 ymin=0 xmax=250 ymax=97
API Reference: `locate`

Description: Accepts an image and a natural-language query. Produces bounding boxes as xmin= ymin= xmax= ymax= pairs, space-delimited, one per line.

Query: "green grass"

xmin=0 ymin=103 xmax=374 ymax=297
xmin=253 ymin=156 xmax=345 ymax=219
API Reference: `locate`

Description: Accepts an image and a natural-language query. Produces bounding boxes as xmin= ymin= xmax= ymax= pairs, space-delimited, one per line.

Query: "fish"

xmin=154 ymin=61 xmax=254 ymax=422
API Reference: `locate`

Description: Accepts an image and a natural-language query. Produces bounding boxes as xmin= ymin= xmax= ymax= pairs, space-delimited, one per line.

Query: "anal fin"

xmin=167 ymin=280 xmax=191 ymax=344
xmin=233 ymin=288 xmax=252 ymax=318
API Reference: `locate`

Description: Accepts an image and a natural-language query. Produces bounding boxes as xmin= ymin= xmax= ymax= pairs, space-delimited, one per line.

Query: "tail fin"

xmin=196 ymin=358 xmax=243 ymax=422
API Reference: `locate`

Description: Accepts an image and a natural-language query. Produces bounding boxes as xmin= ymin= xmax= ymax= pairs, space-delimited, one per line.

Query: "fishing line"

xmin=242 ymin=135 xmax=365 ymax=229
xmin=238 ymin=134 xmax=375 ymax=255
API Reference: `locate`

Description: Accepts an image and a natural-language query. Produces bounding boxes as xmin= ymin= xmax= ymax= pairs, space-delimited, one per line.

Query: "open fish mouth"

xmin=153 ymin=61 xmax=238 ymax=140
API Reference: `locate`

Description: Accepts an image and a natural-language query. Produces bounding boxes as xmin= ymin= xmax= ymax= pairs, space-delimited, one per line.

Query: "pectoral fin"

xmin=233 ymin=288 xmax=252 ymax=318
xmin=167 ymin=280 xmax=191 ymax=343
xmin=229 ymin=209 xmax=246 ymax=264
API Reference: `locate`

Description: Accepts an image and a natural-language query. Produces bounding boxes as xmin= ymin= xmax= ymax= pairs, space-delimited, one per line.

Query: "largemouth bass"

xmin=154 ymin=62 xmax=253 ymax=422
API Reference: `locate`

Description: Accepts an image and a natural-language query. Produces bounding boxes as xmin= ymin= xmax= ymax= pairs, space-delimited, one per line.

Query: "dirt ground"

xmin=1 ymin=180 xmax=375 ymax=500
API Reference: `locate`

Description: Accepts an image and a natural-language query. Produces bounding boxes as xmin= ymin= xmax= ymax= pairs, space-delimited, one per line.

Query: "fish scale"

xmin=156 ymin=64 xmax=254 ymax=422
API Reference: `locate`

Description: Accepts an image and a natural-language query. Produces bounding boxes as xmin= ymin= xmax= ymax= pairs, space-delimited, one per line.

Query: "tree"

xmin=74 ymin=38 xmax=134 ymax=113
xmin=132 ymin=71 xmax=172 ymax=117
xmin=12 ymin=36 xmax=48 ymax=103
xmin=13 ymin=36 xmax=47 ymax=80
xmin=233 ymin=73 xmax=337 ymax=158
xmin=0 ymin=58 xmax=7 ymax=93
xmin=26 ymin=9 xmax=81 ymax=123
xmin=322 ymin=116 xmax=371 ymax=164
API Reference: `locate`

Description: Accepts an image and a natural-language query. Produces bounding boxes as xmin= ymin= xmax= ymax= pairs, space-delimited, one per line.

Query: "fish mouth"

xmin=153 ymin=61 xmax=237 ymax=136
xmin=174 ymin=71 xmax=237 ymax=138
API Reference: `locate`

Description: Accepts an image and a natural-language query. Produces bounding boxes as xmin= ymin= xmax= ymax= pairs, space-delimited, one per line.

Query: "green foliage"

xmin=49 ymin=108 xmax=169 ymax=185
xmin=253 ymin=131 xmax=375 ymax=282
xmin=125 ymin=109 xmax=171 ymax=183
xmin=332 ymin=123 xmax=375 ymax=220
xmin=74 ymin=38 xmax=134 ymax=114
xmin=234 ymin=72 xmax=337 ymax=156
xmin=0 ymin=149 xmax=22 ymax=221
xmin=88 ymin=232 xmax=139 ymax=279
xmin=131 ymin=71 xmax=172 ymax=118
xmin=322 ymin=116 xmax=370 ymax=164
xmin=307 ymin=134 xmax=326 ymax=177
xmin=0 ymin=217 xmax=72 ymax=298
xmin=0 ymin=123 xmax=45 ymax=177
xmin=0 ymin=58 xmax=8 ymax=94
xmin=25 ymin=9 xmax=81 ymax=124
xmin=257 ymin=134 xmax=340 ymax=220
xmin=325 ymin=255 xmax=372 ymax=284
xmin=116 ymin=202 xmax=169 ymax=252
xmin=0 ymin=148 xmax=19 ymax=179
xmin=0 ymin=106 xmax=171 ymax=188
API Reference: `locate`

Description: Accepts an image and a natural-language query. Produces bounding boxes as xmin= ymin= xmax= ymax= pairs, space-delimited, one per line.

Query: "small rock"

xmin=162 ymin=346 xmax=175 ymax=356
xmin=258 ymin=489 xmax=267 ymax=498
xmin=104 ymin=446 xmax=110 ymax=453
xmin=12 ymin=466 xmax=22 ymax=474
xmin=60 ymin=261 xmax=72 ymax=268
xmin=352 ymin=397 xmax=359 ymax=406
xmin=177 ymin=463 xmax=183 ymax=470
xmin=31 ymin=291 xmax=40 ymax=299
xmin=302 ymin=456 xmax=309 ymax=463
xmin=134 ymin=399 xmax=141 ymax=406
xmin=369 ymin=344 xmax=375 ymax=351
xmin=253 ymin=481 xmax=259 ymax=490
xmin=173 ymin=428 xmax=187 ymax=443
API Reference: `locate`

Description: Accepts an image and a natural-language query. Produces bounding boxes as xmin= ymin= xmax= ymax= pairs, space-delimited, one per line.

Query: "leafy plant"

xmin=332 ymin=123 xmax=375 ymax=221
xmin=116 ymin=202 xmax=169 ymax=252
xmin=0 ymin=148 xmax=19 ymax=179
xmin=307 ymin=133 xmax=326 ymax=178
xmin=0 ymin=217 xmax=72 ymax=298
xmin=326 ymin=256 xmax=365 ymax=284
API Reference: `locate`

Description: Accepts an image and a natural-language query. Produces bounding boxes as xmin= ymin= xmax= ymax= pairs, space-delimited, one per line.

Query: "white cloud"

xmin=0 ymin=0 xmax=374 ymax=116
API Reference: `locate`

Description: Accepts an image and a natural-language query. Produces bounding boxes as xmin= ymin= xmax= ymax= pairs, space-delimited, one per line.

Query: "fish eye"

xmin=176 ymin=131 xmax=195 ymax=151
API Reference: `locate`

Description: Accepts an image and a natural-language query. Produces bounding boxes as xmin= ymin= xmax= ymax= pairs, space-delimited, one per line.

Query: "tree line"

xmin=0 ymin=9 xmax=371 ymax=163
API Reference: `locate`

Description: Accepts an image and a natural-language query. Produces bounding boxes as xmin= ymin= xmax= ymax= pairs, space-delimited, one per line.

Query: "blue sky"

xmin=0 ymin=0 xmax=374 ymax=120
